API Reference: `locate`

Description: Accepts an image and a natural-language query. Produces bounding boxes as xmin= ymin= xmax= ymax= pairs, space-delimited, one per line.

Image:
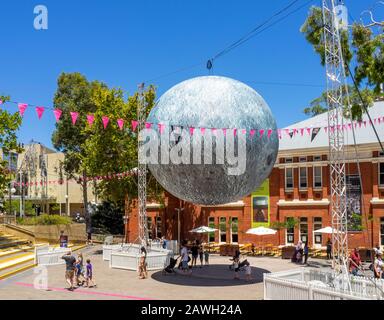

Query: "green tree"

xmin=91 ymin=201 xmax=124 ymax=235
xmin=81 ymin=82 xmax=163 ymax=206
xmin=300 ymin=6 xmax=384 ymax=119
xmin=51 ymin=73 xmax=100 ymax=233
xmin=0 ymin=95 xmax=23 ymax=208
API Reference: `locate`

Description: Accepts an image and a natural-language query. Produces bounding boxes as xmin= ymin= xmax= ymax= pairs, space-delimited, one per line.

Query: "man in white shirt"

xmin=180 ymin=240 xmax=190 ymax=273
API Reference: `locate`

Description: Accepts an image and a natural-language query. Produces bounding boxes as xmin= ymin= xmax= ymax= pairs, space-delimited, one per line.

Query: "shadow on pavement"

xmin=151 ymin=264 xmax=270 ymax=287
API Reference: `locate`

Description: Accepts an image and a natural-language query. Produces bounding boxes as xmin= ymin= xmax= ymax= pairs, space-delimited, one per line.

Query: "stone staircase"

xmin=0 ymin=232 xmax=39 ymax=279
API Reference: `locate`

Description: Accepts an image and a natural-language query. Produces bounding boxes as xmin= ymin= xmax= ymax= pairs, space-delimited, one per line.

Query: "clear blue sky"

xmin=0 ymin=0 xmax=371 ymax=149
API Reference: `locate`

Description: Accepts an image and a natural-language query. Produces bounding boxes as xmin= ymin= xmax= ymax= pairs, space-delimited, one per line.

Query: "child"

xmin=245 ymin=262 xmax=252 ymax=281
xmin=198 ymin=246 xmax=204 ymax=268
xmin=233 ymin=257 xmax=240 ymax=280
xmin=75 ymin=253 xmax=85 ymax=286
xmin=85 ymin=259 xmax=96 ymax=288
xmin=204 ymin=250 xmax=209 ymax=266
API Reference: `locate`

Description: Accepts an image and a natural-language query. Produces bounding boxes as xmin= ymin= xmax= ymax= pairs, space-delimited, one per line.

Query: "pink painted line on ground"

xmin=14 ymin=282 xmax=153 ymax=300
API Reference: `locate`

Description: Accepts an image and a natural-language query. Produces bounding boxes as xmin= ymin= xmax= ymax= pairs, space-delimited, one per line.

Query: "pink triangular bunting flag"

xmin=102 ymin=116 xmax=109 ymax=129
xmin=53 ymin=109 xmax=62 ymax=122
xmin=18 ymin=103 xmax=27 ymax=117
xmin=267 ymin=129 xmax=273 ymax=139
xmin=223 ymin=128 xmax=227 ymax=136
xmin=117 ymin=119 xmax=124 ymax=130
xmin=131 ymin=120 xmax=138 ymax=131
xmin=201 ymin=128 xmax=206 ymax=135
xmin=35 ymin=106 xmax=45 ymax=119
xmin=259 ymin=129 xmax=265 ymax=138
xmin=70 ymin=112 xmax=79 ymax=125
xmin=250 ymin=129 xmax=255 ymax=137
xmin=87 ymin=114 xmax=95 ymax=127
xmin=189 ymin=127 xmax=195 ymax=135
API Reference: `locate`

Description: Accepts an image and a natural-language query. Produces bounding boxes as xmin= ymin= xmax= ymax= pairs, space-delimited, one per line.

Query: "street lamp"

xmin=9 ymin=187 xmax=16 ymax=217
xmin=65 ymin=194 xmax=69 ymax=216
xmin=175 ymin=207 xmax=185 ymax=249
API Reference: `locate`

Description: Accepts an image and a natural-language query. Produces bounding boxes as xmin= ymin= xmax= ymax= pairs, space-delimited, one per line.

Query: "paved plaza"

xmin=0 ymin=245 xmax=336 ymax=300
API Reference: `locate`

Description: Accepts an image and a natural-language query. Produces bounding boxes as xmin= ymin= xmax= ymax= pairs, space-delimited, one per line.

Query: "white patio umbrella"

xmin=189 ymin=226 xmax=218 ymax=233
xmin=246 ymin=226 xmax=277 ymax=235
xmin=246 ymin=227 xmax=277 ymax=255
xmin=314 ymin=226 xmax=345 ymax=234
xmin=189 ymin=226 xmax=218 ymax=249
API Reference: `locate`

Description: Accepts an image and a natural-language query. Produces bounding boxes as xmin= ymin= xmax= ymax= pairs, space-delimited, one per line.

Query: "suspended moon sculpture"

xmin=146 ymin=76 xmax=278 ymax=205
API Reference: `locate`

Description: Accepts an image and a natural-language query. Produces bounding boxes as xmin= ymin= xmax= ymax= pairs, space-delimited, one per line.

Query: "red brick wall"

xmin=124 ymin=160 xmax=384 ymax=249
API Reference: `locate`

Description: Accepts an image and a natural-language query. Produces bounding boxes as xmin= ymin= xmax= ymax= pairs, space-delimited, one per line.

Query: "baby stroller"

xmin=163 ymin=256 xmax=179 ymax=275
xmin=229 ymin=258 xmax=249 ymax=271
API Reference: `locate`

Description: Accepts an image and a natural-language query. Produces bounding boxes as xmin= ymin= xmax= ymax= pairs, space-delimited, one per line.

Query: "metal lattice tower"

xmin=137 ymin=83 xmax=148 ymax=247
xmin=322 ymin=0 xmax=349 ymax=274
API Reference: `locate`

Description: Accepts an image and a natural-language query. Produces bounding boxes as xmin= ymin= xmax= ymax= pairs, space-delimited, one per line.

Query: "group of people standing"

xmin=349 ymin=246 xmax=384 ymax=279
xmin=291 ymin=240 xmax=309 ymax=264
xmin=61 ymin=251 xmax=96 ymax=291
xmin=180 ymin=240 xmax=209 ymax=273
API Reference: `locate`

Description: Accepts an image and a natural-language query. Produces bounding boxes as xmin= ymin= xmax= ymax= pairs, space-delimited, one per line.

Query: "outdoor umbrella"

xmin=314 ymin=226 xmax=345 ymax=234
xmin=246 ymin=227 xmax=277 ymax=255
xmin=189 ymin=226 xmax=218 ymax=249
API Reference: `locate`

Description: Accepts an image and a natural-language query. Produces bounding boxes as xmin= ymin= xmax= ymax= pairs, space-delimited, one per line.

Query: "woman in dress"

xmin=139 ymin=246 xmax=148 ymax=279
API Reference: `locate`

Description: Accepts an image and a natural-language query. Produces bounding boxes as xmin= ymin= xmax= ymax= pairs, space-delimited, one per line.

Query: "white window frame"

xmin=299 ymin=167 xmax=308 ymax=190
xmin=313 ymin=166 xmax=323 ymax=189
xmin=299 ymin=218 xmax=308 ymax=243
xmin=299 ymin=156 xmax=307 ymax=162
xmin=381 ymin=217 xmax=384 ymax=248
xmin=313 ymin=155 xmax=322 ymax=162
xmin=286 ymin=218 xmax=295 ymax=245
xmin=230 ymin=217 xmax=239 ymax=244
xmin=219 ymin=217 xmax=227 ymax=244
xmin=379 ymin=162 xmax=384 ymax=187
xmin=285 ymin=157 xmax=293 ymax=163
xmin=285 ymin=167 xmax=294 ymax=191
xmin=208 ymin=217 xmax=215 ymax=243
xmin=313 ymin=217 xmax=323 ymax=248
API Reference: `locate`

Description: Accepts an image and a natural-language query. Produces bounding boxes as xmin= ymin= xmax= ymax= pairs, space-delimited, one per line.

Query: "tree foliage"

xmin=300 ymin=5 xmax=384 ymax=119
xmin=51 ymin=72 xmax=164 ymax=231
xmin=0 ymin=95 xmax=23 ymax=206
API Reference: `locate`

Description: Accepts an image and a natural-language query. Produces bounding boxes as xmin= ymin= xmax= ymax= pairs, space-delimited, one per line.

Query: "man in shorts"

xmin=180 ymin=240 xmax=190 ymax=274
xmin=62 ymin=251 xmax=76 ymax=291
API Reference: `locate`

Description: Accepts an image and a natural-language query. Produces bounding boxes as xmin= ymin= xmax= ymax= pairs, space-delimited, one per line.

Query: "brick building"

xmin=125 ymin=101 xmax=384 ymax=250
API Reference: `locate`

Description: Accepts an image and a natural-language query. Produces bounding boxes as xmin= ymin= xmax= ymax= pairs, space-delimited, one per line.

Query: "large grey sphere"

xmin=147 ymin=76 xmax=278 ymax=205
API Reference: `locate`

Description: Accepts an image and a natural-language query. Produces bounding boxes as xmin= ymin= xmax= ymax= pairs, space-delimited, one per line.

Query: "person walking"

xmin=204 ymin=249 xmax=209 ymax=266
xmin=181 ymin=240 xmax=191 ymax=274
xmin=349 ymin=247 xmax=362 ymax=276
xmin=75 ymin=253 xmax=86 ymax=286
xmin=233 ymin=257 xmax=240 ymax=280
xmin=61 ymin=251 xmax=76 ymax=291
xmin=374 ymin=250 xmax=383 ymax=279
xmin=138 ymin=246 xmax=148 ymax=279
xmin=303 ymin=242 xmax=309 ymax=265
xmin=191 ymin=242 xmax=199 ymax=268
xmin=245 ymin=261 xmax=252 ymax=281
xmin=198 ymin=245 xmax=204 ymax=268
xmin=326 ymin=239 xmax=332 ymax=260
xmin=85 ymin=258 xmax=96 ymax=288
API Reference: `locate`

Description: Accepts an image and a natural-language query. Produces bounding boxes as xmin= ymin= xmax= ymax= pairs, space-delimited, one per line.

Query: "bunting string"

xmin=0 ymin=99 xmax=383 ymax=140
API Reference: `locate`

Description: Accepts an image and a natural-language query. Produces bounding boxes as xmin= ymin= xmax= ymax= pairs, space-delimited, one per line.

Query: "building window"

xmin=286 ymin=217 xmax=295 ymax=244
xmin=313 ymin=166 xmax=322 ymax=189
xmin=155 ymin=216 xmax=162 ymax=239
xmin=299 ymin=156 xmax=307 ymax=162
xmin=219 ymin=217 xmax=227 ymax=243
xmin=230 ymin=217 xmax=238 ymax=244
xmin=147 ymin=217 xmax=153 ymax=240
xmin=285 ymin=168 xmax=294 ymax=190
xmin=299 ymin=167 xmax=307 ymax=190
xmin=299 ymin=217 xmax=308 ymax=243
xmin=208 ymin=217 xmax=215 ymax=243
xmin=381 ymin=218 xmax=384 ymax=247
xmin=379 ymin=163 xmax=384 ymax=186
xmin=379 ymin=151 xmax=384 ymax=157
xmin=314 ymin=217 xmax=323 ymax=245
xmin=313 ymin=155 xmax=322 ymax=162
xmin=285 ymin=157 xmax=293 ymax=163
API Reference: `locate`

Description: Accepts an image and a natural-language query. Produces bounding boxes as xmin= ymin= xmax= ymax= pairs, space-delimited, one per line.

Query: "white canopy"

xmin=189 ymin=226 xmax=218 ymax=233
xmin=314 ymin=226 xmax=345 ymax=234
xmin=246 ymin=226 xmax=277 ymax=236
